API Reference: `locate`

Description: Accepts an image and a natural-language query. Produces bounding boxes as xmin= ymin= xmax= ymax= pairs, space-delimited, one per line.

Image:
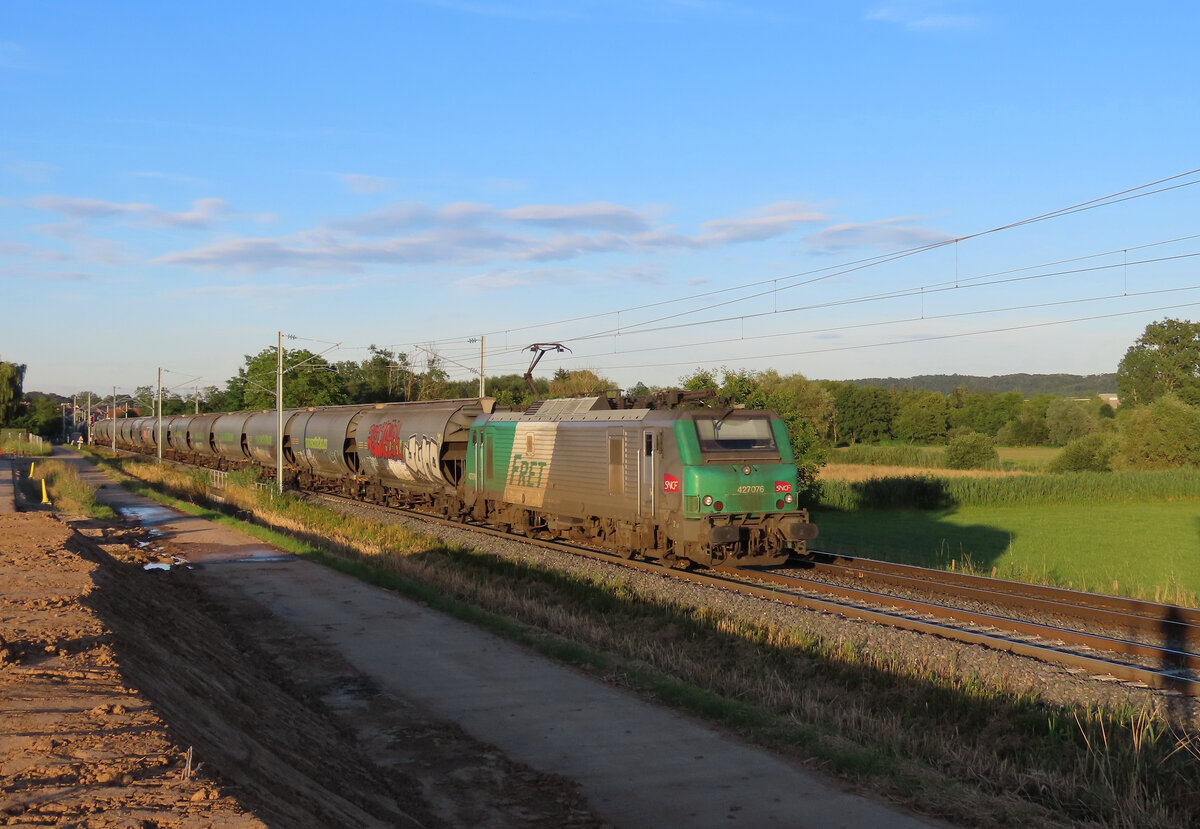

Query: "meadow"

xmin=817 ymin=451 xmax=1200 ymax=605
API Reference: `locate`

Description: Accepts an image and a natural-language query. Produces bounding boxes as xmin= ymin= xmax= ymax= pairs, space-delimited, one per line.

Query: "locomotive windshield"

xmin=693 ymin=414 xmax=778 ymax=453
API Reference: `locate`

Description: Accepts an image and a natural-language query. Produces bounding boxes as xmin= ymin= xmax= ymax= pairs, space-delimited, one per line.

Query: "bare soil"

xmin=0 ymin=511 xmax=603 ymax=828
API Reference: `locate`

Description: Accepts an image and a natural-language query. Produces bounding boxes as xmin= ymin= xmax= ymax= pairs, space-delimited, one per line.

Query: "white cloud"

xmin=26 ymin=195 xmax=230 ymax=229
xmin=501 ymin=202 xmax=652 ymax=232
xmin=153 ymin=198 xmax=229 ymax=228
xmin=455 ymin=262 xmax=664 ymax=291
xmin=339 ymin=173 xmax=390 ymax=194
xmin=697 ymin=202 xmax=825 ymax=244
xmin=130 ymin=170 xmax=213 ymax=186
xmin=158 ymin=198 xmax=831 ymax=273
xmin=0 ymin=242 xmax=32 ymax=258
xmin=867 ymin=1 xmax=982 ymax=31
xmin=805 ymin=216 xmax=953 ymax=252
xmin=2 ymin=160 xmax=56 ymax=183
xmin=456 ymin=267 xmax=587 ymax=290
xmin=6 ymin=269 xmax=101 ymax=282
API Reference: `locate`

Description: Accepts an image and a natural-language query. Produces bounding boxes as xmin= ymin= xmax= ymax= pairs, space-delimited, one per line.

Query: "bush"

xmin=1049 ymin=433 xmax=1117 ymax=472
xmin=1116 ymin=396 xmax=1200 ymax=469
xmin=1045 ymin=399 xmax=1097 ymax=446
xmin=944 ymin=432 xmax=999 ymax=470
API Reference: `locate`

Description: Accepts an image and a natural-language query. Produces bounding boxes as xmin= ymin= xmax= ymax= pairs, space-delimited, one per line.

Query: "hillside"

xmin=842 ymin=373 xmax=1117 ymax=397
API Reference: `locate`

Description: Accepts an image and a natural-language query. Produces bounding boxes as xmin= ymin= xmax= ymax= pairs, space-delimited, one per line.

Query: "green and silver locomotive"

xmin=463 ymin=396 xmax=816 ymax=567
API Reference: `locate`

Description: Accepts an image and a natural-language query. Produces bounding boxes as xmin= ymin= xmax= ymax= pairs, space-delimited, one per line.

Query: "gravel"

xmin=307 ymin=494 xmax=1200 ymax=729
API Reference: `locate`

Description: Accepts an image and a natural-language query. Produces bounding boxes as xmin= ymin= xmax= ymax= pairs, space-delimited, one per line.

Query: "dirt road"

xmin=0 ymin=508 xmax=599 ymax=828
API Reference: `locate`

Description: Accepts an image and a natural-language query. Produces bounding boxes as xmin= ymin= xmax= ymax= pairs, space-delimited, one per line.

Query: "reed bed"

xmin=819 ymin=468 xmax=1200 ymax=510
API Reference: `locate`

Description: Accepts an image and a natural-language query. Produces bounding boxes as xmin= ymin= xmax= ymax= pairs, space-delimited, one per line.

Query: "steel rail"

xmin=801 ymin=550 xmax=1200 ymax=627
xmin=719 ymin=566 xmax=1200 ymax=679
xmin=792 ymin=551 xmax=1200 ymax=641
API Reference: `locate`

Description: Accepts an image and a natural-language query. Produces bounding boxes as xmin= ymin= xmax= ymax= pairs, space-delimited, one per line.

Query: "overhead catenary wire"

xmin=476 ymin=284 xmax=1200 ymax=373
xmin=366 ymin=167 xmax=1200 ymax=354
xmin=310 ymin=168 xmax=1200 ymax=384
xmin=563 ymin=300 xmax=1200 ymax=373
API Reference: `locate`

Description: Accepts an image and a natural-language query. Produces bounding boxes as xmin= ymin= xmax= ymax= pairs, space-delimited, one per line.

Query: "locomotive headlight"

xmin=785 ymin=493 xmax=794 ymax=504
xmin=702 ymin=495 xmax=714 ymax=507
xmin=742 ymin=465 xmax=752 ymax=475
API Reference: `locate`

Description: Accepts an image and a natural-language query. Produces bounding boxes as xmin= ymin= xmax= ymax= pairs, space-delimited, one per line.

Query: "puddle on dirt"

xmin=119 ymin=505 xmax=175 ymax=536
xmin=227 ymin=551 xmax=292 ymax=563
xmin=143 ymin=555 xmax=193 ymax=572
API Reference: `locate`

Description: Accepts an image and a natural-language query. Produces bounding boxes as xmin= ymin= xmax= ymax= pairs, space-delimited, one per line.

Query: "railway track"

xmin=300 ymin=490 xmax=1200 ymax=697
xmin=726 ymin=558 xmax=1200 ymax=697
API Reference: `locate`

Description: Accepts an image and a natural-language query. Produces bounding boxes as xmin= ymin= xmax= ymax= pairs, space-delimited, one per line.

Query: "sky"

xmin=2 ymin=1 xmax=1199 ymax=399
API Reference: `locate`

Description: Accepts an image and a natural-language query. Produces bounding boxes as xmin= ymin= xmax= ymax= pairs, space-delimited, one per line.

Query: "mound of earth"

xmin=0 ymin=511 xmax=601 ymax=828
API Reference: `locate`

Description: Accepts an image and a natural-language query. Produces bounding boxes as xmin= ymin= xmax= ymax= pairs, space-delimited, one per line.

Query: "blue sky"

xmin=2 ymin=1 xmax=1199 ymax=398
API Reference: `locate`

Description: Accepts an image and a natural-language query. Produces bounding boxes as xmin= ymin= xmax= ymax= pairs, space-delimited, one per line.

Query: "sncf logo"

xmin=774 ymin=481 xmax=792 ymax=493
xmin=663 ymin=473 xmax=680 ymax=493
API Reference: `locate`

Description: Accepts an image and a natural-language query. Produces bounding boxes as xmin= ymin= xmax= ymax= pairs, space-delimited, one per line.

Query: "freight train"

xmin=91 ymin=394 xmax=816 ymax=568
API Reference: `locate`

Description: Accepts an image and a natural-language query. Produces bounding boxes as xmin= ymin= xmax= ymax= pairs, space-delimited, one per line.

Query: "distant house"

xmin=1098 ymin=393 xmax=1120 ymax=409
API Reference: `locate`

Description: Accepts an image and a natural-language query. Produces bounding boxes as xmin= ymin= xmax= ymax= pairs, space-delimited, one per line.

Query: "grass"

xmin=997 ymin=446 xmax=1060 ymax=470
xmin=23 ymin=458 xmax=118 ymax=520
xmin=1 ymin=436 xmax=53 ymax=457
xmin=814 ymin=465 xmax=1200 ymax=605
xmin=80 ymin=449 xmax=1200 ymax=829
xmin=813 ymin=501 xmax=1200 ymax=605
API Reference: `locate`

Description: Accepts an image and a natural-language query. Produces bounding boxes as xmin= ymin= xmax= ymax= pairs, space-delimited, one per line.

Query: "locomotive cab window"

xmin=693 ymin=415 xmax=777 ymax=454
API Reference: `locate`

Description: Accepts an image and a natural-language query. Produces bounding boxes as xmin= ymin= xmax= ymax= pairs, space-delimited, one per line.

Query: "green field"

xmin=813 ymin=499 xmax=1200 ymax=605
xmin=830 ymin=444 xmax=1061 ymax=471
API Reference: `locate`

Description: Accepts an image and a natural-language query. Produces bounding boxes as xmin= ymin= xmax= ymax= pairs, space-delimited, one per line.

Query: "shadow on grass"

xmin=811 ymin=475 xmax=1012 ymax=572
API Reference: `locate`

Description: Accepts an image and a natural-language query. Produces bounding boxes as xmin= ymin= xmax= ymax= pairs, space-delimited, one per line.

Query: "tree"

xmin=1045 ymin=399 xmax=1097 ymax=446
xmin=893 ymin=391 xmax=949 ymax=444
xmin=1048 ymin=433 xmax=1118 ymax=472
xmin=995 ymin=394 xmax=1055 ymax=446
xmin=11 ymin=394 xmax=60 ymax=437
xmin=824 ymin=382 xmax=895 ymax=444
xmin=944 ymin=432 xmax=999 ymax=470
xmin=678 ymin=368 xmax=719 ymax=391
xmin=234 ymin=348 xmax=350 ymax=410
xmin=548 ymin=369 xmax=614 ymax=398
xmin=744 ymin=370 xmax=832 ymax=502
xmin=1115 ymin=395 xmax=1200 ymax=469
xmin=0 ymin=360 xmax=26 ymax=425
xmin=948 ymin=390 xmax=1023 ymax=437
xmin=1116 ymin=318 xmax=1200 ymax=406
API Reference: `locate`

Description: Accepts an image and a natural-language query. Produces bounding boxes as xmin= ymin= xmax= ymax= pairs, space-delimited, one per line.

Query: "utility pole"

xmin=468 ymin=336 xmax=487 ymax=397
xmin=157 ymin=367 xmax=163 ymax=463
xmin=86 ymin=393 xmax=91 ymax=443
xmin=194 ymin=386 xmax=200 ymax=414
xmin=111 ymin=386 xmax=116 ymax=452
xmin=474 ymin=336 xmax=486 ymax=397
xmin=277 ymin=330 xmax=284 ymax=494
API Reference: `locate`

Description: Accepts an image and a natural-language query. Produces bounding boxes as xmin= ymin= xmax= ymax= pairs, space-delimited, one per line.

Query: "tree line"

xmin=3 ymin=318 xmax=1198 ymax=472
